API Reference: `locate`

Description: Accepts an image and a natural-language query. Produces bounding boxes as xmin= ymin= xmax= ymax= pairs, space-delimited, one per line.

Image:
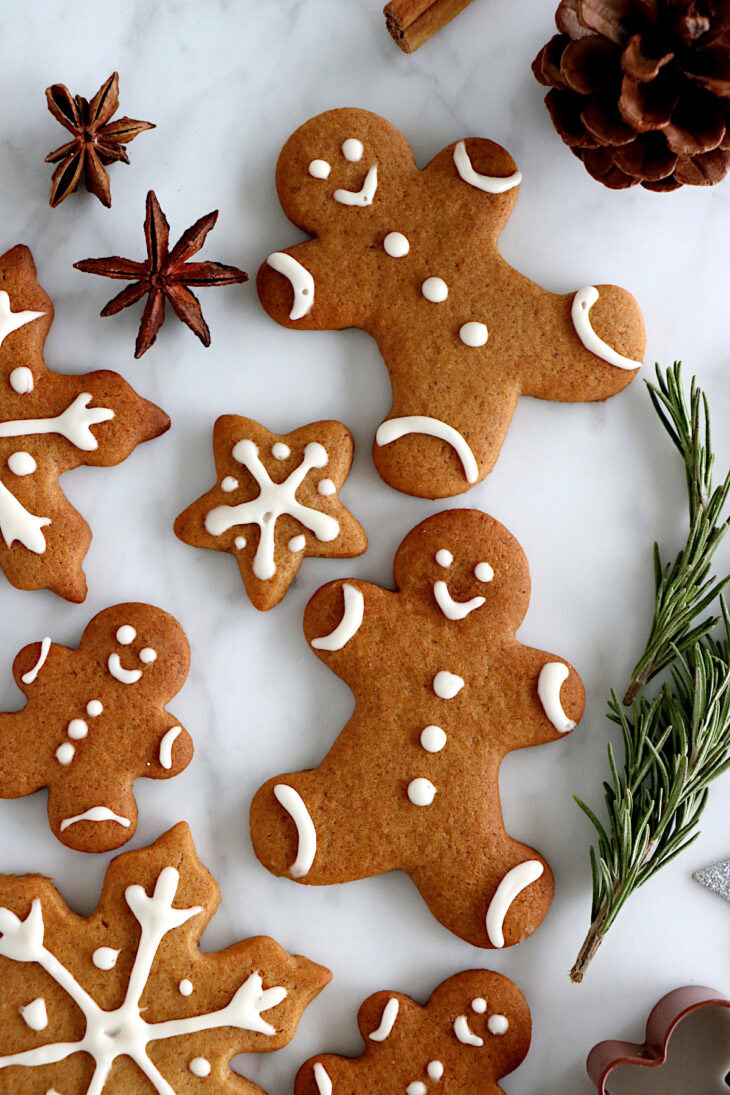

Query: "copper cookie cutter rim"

xmin=587 ymin=985 xmax=730 ymax=1093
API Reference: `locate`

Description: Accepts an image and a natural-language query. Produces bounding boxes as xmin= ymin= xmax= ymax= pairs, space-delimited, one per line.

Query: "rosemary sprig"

xmin=571 ymin=364 xmax=730 ymax=982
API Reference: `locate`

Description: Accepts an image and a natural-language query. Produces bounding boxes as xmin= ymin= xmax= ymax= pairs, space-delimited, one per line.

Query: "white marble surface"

xmin=1 ymin=1 xmax=730 ymax=1092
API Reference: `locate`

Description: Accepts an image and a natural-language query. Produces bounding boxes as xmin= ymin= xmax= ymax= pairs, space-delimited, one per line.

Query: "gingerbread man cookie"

xmin=174 ymin=416 xmax=367 ymax=611
xmin=0 ymin=822 xmax=331 ymax=1093
xmin=257 ymin=108 xmax=646 ymax=499
xmin=0 ymin=245 xmax=169 ymax=601
xmin=0 ymin=603 xmax=192 ymax=852
xmin=296 ymin=970 xmax=530 ymax=1095
xmin=251 ymin=510 xmax=585 ymax=948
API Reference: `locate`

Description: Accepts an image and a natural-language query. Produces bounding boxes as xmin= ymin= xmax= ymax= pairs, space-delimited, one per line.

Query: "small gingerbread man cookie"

xmin=257 ymin=108 xmax=646 ymax=498
xmin=0 ymin=603 xmax=192 ymax=852
xmin=174 ymin=415 xmax=367 ymax=610
xmin=296 ymin=970 xmax=530 ymax=1095
xmin=251 ymin=510 xmax=585 ymax=948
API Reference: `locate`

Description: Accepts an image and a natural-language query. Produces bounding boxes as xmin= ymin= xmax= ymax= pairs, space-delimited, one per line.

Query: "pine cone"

xmin=533 ymin=0 xmax=730 ymax=190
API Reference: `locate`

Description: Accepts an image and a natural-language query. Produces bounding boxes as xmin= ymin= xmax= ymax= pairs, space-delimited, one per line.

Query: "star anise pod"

xmin=74 ymin=190 xmax=249 ymax=357
xmin=45 ymin=72 xmax=154 ymax=208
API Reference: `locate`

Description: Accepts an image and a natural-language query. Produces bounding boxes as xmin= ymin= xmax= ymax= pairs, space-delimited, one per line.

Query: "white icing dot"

xmin=459 ymin=321 xmax=488 ymax=347
xmin=86 ymin=700 xmax=103 ymax=717
xmin=20 ymin=998 xmax=48 ymax=1031
xmin=308 ymin=159 xmax=331 ymax=179
xmin=116 ymin=625 xmax=136 ymax=646
xmin=56 ymin=742 xmax=75 ymax=765
xmin=420 ymin=725 xmax=447 ymax=753
xmin=67 ymin=718 xmax=88 ymax=740
xmin=9 ymin=366 xmax=34 ymax=394
xmin=92 ymin=947 xmax=120 ymax=971
xmin=383 ymin=231 xmax=409 ymax=257
xmin=234 ymin=536 xmax=246 ymax=550
xmin=488 ymin=1014 xmax=509 ymax=1035
xmin=272 ymin=442 xmax=291 ymax=460
xmin=471 ymin=997 xmax=487 ymax=1014
xmin=221 ymin=476 xmax=238 ymax=493
xmin=189 ymin=1057 xmax=211 ymax=1077
xmin=139 ymin=647 xmax=157 ymax=664
xmin=427 ymin=1061 xmax=444 ymax=1081
xmin=342 ymin=138 xmax=363 ymax=162
xmin=432 ymin=671 xmax=465 ymax=699
xmin=288 ymin=534 xmax=306 ymax=552
xmin=407 ymin=777 xmax=436 ymax=806
xmin=421 ymin=277 xmax=448 ymax=303
xmin=8 ymin=451 xmax=36 ymax=476
xmin=474 ymin=562 xmax=494 ymax=582
xmin=317 ymin=478 xmax=336 ymax=496
xmin=406 ymin=1084 xmax=427 ymax=1095
xmin=435 ymin=549 xmax=453 ymax=567
xmin=179 ymin=978 xmax=193 ymax=996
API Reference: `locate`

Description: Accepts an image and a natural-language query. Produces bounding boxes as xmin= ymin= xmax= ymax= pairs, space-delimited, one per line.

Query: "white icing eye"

xmin=342 ymin=138 xmax=363 ymax=162
xmin=67 ymin=719 xmax=88 ymax=740
xmin=435 ymin=549 xmax=453 ymax=567
xmin=420 ymin=725 xmax=447 ymax=753
xmin=116 ymin=625 xmax=136 ymax=646
xmin=8 ymin=451 xmax=36 ymax=476
xmin=87 ymin=700 xmax=103 ymax=717
xmin=56 ymin=742 xmax=75 ymax=765
xmin=179 ymin=978 xmax=193 ymax=996
xmin=139 ymin=648 xmax=157 ymax=664
xmin=488 ymin=1014 xmax=509 ymax=1035
xmin=383 ymin=231 xmax=409 ymax=257
xmin=308 ymin=159 xmax=331 ymax=179
xmin=317 ymin=478 xmax=336 ymax=496
xmin=9 ymin=366 xmax=34 ymax=394
xmin=407 ymin=777 xmax=436 ymax=806
xmin=234 ymin=535 xmax=246 ymax=550
xmin=471 ymin=997 xmax=487 ymax=1014
xmin=474 ymin=562 xmax=494 ymax=582
xmin=421 ymin=277 xmax=448 ymax=303
xmin=459 ymin=321 xmax=488 ymax=347
xmin=221 ymin=476 xmax=238 ymax=492
xmin=189 ymin=1057 xmax=211 ymax=1077
xmin=272 ymin=442 xmax=291 ymax=460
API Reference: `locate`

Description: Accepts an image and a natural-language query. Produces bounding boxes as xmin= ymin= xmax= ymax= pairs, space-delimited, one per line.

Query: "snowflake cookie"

xmin=0 ymin=822 xmax=331 ymax=1093
xmin=0 ymin=603 xmax=192 ymax=853
xmin=0 ymin=245 xmax=169 ymax=601
xmin=174 ymin=416 xmax=367 ymax=611
xmin=257 ymin=108 xmax=647 ymax=499
xmin=251 ymin=509 xmax=585 ymax=948
xmin=296 ymin=970 xmax=530 ymax=1095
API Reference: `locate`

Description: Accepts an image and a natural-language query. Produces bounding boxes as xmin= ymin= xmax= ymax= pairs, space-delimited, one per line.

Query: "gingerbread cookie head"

xmin=258 ymin=108 xmax=646 ymax=499
xmin=174 ymin=415 xmax=367 ymax=611
xmin=0 ymin=245 xmax=169 ymax=601
xmin=296 ymin=970 xmax=531 ymax=1095
xmin=1 ymin=603 xmax=192 ymax=852
xmin=251 ymin=509 xmax=584 ymax=948
xmin=0 ymin=823 xmax=331 ymax=1092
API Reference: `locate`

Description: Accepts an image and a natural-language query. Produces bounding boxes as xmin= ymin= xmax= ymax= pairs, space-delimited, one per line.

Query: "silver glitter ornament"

xmin=694 ymin=857 xmax=730 ymax=903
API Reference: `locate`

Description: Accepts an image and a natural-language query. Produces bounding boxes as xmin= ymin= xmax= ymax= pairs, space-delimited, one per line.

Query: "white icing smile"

xmin=107 ymin=653 xmax=143 ymax=685
xmin=433 ymin=580 xmax=485 ymax=621
xmin=334 ymin=164 xmax=378 ymax=207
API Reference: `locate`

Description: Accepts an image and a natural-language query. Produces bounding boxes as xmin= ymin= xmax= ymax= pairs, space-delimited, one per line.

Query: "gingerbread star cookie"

xmin=251 ymin=510 xmax=585 ymax=948
xmin=0 ymin=245 xmax=169 ymax=601
xmin=174 ymin=416 xmax=367 ymax=611
xmin=0 ymin=603 xmax=192 ymax=853
xmin=0 ymin=823 xmax=331 ymax=1093
xmin=257 ymin=108 xmax=647 ymax=499
xmin=296 ymin=970 xmax=531 ymax=1095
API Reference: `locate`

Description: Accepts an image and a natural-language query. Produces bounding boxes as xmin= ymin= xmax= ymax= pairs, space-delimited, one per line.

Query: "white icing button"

xmin=342 ymin=138 xmax=363 ymax=162
xmin=383 ymin=231 xmax=409 ymax=257
xmin=317 ymin=478 xmax=336 ymax=496
xmin=475 ymin=561 xmax=494 ymax=582
xmin=234 ymin=536 xmax=246 ymax=550
xmin=221 ymin=476 xmax=238 ymax=493
xmin=288 ymin=534 xmax=306 ymax=552
xmin=459 ymin=321 xmax=488 ymax=347
xmin=189 ymin=1057 xmax=211 ymax=1077
xmin=308 ymin=159 xmax=331 ymax=179
xmin=86 ymin=700 xmax=103 ymax=717
xmin=9 ymin=366 xmax=34 ymax=394
xmin=272 ymin=442 xmax=291 ymax=460
xmin=471 ymin=997 xmax=487 ymax=1014
xmin=420 ymin=725 xmax=447 ymax=753
xmin=406 ymin=1084 xmax=427 ymax=1095
xmin=432 ymin=671 xmax=464 ymax=699
xmin=435 ymin=549 xmax=453 ymax=567
xmin=56 ymin=743 xmax=75 ymax=765
xmin=407 ymin=777 xmax=436 ymax=806
xmin=116 ymin=625 xmax=136 ymax=646
xmin=139 ymin=648 xmax=157 ymax=664
xmin=8 ymin=451 xmax=36 ymax=476
xmin=179 ymin=978 xmax=193 ymax=996
xmin=67 ymin=718 xmax=88 ymax=740
xmin=488 ymin=1014 xmax=509 ymax=1035
xmin=427 ymin=1061 xmax=444 ymax=1081
xmin=421 ymin=277 xmax=448 ymax=303
xmin=92 ymin=947 xmax=120 ymax=971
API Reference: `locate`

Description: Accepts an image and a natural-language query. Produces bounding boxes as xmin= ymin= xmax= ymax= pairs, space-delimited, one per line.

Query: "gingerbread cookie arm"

xmin=257 ymin=240 xmax=369 ymax=332
xmin=304 ymin=580 xmax=390 ymax=681
xmin=498 ymin=645 xmax=585 ymax=748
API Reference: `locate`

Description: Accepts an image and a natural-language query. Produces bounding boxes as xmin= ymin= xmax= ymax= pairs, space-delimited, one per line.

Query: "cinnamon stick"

xmin=384 ymin=0 xmax=474 ymax=53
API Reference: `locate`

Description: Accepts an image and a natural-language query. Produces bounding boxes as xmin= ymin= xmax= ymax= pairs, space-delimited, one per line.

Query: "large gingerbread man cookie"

xmin=296 ymin=970 xmax=530 ymax=1095
xmin=0 ymin=603 xmax=192 ymax=852
xmin=0 ymin=244 xmax=169 ymax=601
xmin=257 ymin=108 xmax=646 ymax=499
xmin=251 ymin=510 xmax=585 ymax=948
